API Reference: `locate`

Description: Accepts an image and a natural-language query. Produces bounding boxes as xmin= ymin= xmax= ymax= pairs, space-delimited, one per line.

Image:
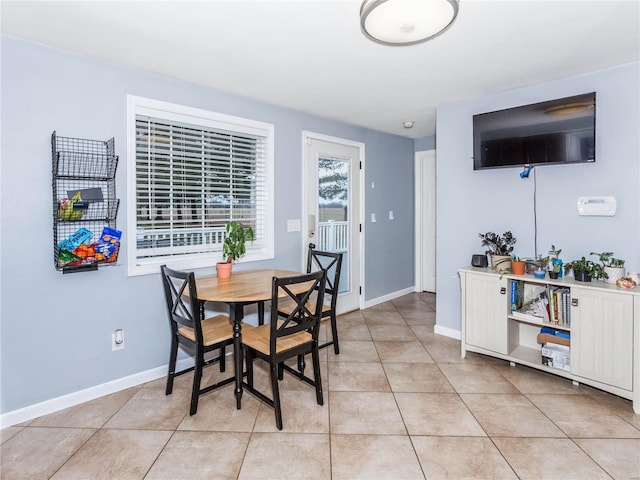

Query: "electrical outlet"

xmin=112 ymin=329 xmax=124 ymax=351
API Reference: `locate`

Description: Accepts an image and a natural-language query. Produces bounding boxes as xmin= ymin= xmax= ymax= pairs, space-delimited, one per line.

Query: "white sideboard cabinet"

xmin=459 ymin=267 xmax=640 ymax=414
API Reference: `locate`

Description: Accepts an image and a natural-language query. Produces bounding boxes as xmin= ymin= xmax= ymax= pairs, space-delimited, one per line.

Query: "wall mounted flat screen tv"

xmin=473 ymin=92 xmax=596 ymax=170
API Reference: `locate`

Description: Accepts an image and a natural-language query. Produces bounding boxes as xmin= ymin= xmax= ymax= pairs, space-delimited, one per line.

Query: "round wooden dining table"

xmin=195 ymin=269 xmax=304 ymax=409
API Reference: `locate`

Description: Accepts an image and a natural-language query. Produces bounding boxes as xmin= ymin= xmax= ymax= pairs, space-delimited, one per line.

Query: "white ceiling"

xmin=2 ymin=0 xmax=639 ymax=138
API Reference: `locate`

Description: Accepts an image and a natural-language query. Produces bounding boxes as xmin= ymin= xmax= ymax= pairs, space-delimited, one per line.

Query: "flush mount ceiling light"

xmin=544 ymin=101 xmax=595 ymax=116
xmin=360 ymin=0 xmax=459 ymax=46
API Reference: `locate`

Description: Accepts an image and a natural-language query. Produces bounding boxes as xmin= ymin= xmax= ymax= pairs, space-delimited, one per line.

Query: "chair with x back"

xmin=241 ymin=270 xmax=326 ymax=430
xmin=277 ymin=243 xmax=343 ymax=353
xmin=307 ymin=244 xmax=343 ymax=353
xmin=161 ymin=265 xmax=247 ymax=415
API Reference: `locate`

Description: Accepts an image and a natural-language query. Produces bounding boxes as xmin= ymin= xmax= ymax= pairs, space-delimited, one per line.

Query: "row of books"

xmin=509 ymin=280 xmax=571 ymax=326
xmin=548 ymin=286 xmax=571 ymax=325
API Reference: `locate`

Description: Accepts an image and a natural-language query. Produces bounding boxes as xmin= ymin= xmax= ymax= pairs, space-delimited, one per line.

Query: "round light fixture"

xmin=544 ymin=101 xmax=594 ymax=116
xmin=403 ymin=121 xmax=414 ymax=128
xmin=360 ymin=0 xmax=459 ymax=46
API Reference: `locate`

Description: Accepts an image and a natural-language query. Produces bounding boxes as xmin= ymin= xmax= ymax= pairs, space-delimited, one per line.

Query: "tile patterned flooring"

xmin=2 ymin=292 xmax=639 ymax=479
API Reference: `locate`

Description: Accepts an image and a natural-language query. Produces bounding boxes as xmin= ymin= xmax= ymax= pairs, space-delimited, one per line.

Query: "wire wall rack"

xmin=52 ymin=131 xmax=121 ymax=273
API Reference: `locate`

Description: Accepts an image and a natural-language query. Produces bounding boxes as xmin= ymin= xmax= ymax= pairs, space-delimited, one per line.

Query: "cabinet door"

xmin=571 ymin=287 xmax=633 ymax=391
xmin=463 ymin=272 xmax=508 ymax=355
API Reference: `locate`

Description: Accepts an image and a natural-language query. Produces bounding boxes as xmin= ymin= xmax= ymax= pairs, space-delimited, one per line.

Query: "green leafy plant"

xmin=222 ymin=221 xmax=254 ymax=263
xmin=564 ymin=257 xmax=605 ymax=280
xmin=478 ymin=231 xmax=516 ymax=256
xmin=548 ymin=245 xmax=562 ymax=258
xmin=590 ymin=251 xmax=625 ymax=268
xmin=519 ymin=255 xmax=549 ymax=271
xmin=535 ymin=254 xmax=549 ymax=270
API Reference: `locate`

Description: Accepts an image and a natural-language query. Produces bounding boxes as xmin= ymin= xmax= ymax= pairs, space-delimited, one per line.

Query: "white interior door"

xmin=303 ymin=133 xmax=363 ymax=314
xmin=415 ymin=149 xmax=436 ymax=292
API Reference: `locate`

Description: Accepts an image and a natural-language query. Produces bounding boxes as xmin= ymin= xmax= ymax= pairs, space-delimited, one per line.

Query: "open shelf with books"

xmin=507 ymin=319 xmax=571 ymax=373
xmin=508 ymin=279 xmax=571 ymax=328
xmin=458 ymin=266 xmax=640 ymax=414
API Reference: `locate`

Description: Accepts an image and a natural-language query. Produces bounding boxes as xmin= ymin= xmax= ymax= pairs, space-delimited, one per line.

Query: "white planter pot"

xmin=604 ymin=266 xmax=625 ymax=284
xmin=490 ymin=254 xmax=511 ymax=273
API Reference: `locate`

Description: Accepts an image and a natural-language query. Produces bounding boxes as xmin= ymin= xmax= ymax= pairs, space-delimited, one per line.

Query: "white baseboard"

xmin=0 ymin=358 xmax=194 ymax=429
xmin=434 ymin=324 xmax=461 ymax=340
xmin=363 ymin=286 xmax=416 ymax=309
xmin=2 ymin=288 xmax=436 ymax=428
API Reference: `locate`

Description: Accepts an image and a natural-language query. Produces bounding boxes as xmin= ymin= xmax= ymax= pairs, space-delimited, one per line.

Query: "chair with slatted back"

xmin=161 ymin=265 xmax=250 ymax=415
xmin=241 ymin=270 xmax=326 ymax=430
xmin=276 ymin=243 xmax=343 ymax=353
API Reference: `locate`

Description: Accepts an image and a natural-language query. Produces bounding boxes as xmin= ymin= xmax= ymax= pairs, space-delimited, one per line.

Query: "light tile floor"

xmin=2 ymin=292 xmax=639 ymax=479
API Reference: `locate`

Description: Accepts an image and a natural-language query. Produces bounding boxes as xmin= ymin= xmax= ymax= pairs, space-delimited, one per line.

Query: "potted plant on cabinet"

xmin=478 ymin=231 xmax=516 ymax=273
xmin=216 ymin=221 xmax=254 ymax=279
xmin=591 ymin=251 xmax=625 ymax=284
xmin=549 ymin=262 xmax=562 ymax=279
xmin=548 ymin=245 xmax=563 ymax=278
xmin=533 ymin=254 xmax=549 ymax=279
xmin=564 ymin=257 xmax=604 ymax=283
xmin=510 ymin=255 xmax=526 ymax=275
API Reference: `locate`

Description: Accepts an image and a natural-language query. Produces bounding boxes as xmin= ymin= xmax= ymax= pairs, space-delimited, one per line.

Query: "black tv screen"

xmin=473 ymin=92 xmax=596 ymax=170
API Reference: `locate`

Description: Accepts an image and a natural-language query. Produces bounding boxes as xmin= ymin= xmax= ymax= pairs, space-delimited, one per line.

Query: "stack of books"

xmin=541 ymin=343 xmax=570 ymax=371
xmin=538 ymin=327 xmax=570 ymax=371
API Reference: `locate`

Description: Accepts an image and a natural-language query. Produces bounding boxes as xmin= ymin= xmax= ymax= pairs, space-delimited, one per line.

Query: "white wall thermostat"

xmin=577 ymin=196 xmax=617 ymax=216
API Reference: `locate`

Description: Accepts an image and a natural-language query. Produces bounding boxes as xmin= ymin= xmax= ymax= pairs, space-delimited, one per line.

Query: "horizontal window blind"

xmin=134 ymin=115 xmax=267 ymax=261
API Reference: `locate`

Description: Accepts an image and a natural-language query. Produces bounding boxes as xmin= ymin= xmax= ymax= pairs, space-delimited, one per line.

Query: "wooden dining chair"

xmin=161 ymin=265 xmax=249 ymax=415
xmin=276 ymin=243 xmax=343 ymax=353
xmin=241 ymin=270 xmax=326 ymax=430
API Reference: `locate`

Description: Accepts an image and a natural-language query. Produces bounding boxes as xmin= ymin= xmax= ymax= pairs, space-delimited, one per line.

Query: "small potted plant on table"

xmin=591 ymin=251 xmax=625 ymax=284
xmin=216 ymin=221 xmax=254 ymax=279
xmin=478 ymin=231 xmax=516 ymax=273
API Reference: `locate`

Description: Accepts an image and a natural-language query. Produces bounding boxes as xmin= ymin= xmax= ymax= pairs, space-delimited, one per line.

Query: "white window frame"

xmin=126 ymin=95 xmax=274 ymax=276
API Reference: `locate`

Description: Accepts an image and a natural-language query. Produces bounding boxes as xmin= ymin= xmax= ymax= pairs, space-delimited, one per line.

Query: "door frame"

xmin=414 ymin=149 xmax=436 ymax=293
xmin=301 ymin=131 xmax=365 ymax=311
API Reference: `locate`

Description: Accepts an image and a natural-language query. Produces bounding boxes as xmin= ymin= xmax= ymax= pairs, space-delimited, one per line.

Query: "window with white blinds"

xmin=127 ymin=96 xmax=274 ymax=276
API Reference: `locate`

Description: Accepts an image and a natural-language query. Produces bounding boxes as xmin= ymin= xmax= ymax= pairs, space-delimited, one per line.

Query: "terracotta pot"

xmin=491 ymin=254 xmax=511 ymax=273
xmin=216 ymin=261 xmax=232 ymax=279
xmin=511 ymin=260 xmax=526 ymax=275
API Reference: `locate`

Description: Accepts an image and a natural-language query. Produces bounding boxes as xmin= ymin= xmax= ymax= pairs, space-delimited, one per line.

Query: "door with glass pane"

xmin=303 ymin=134 xmax=362 ymax=313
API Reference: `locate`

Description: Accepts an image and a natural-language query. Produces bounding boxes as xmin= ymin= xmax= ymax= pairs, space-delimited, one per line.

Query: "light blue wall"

xmin=435 ymin=62 xmax=640 ymax=332
xmin=364 ymin=131 xmax=416 ymax=299
xmin=414 ymin=136 xmax=435 ymax=151
xmin=0 ymin=35 xmax=415 ymax=414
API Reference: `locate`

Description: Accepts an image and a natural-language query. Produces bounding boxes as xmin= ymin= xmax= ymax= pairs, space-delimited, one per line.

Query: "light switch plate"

xmin=287 ymin=219 xmax=301 ymax=232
